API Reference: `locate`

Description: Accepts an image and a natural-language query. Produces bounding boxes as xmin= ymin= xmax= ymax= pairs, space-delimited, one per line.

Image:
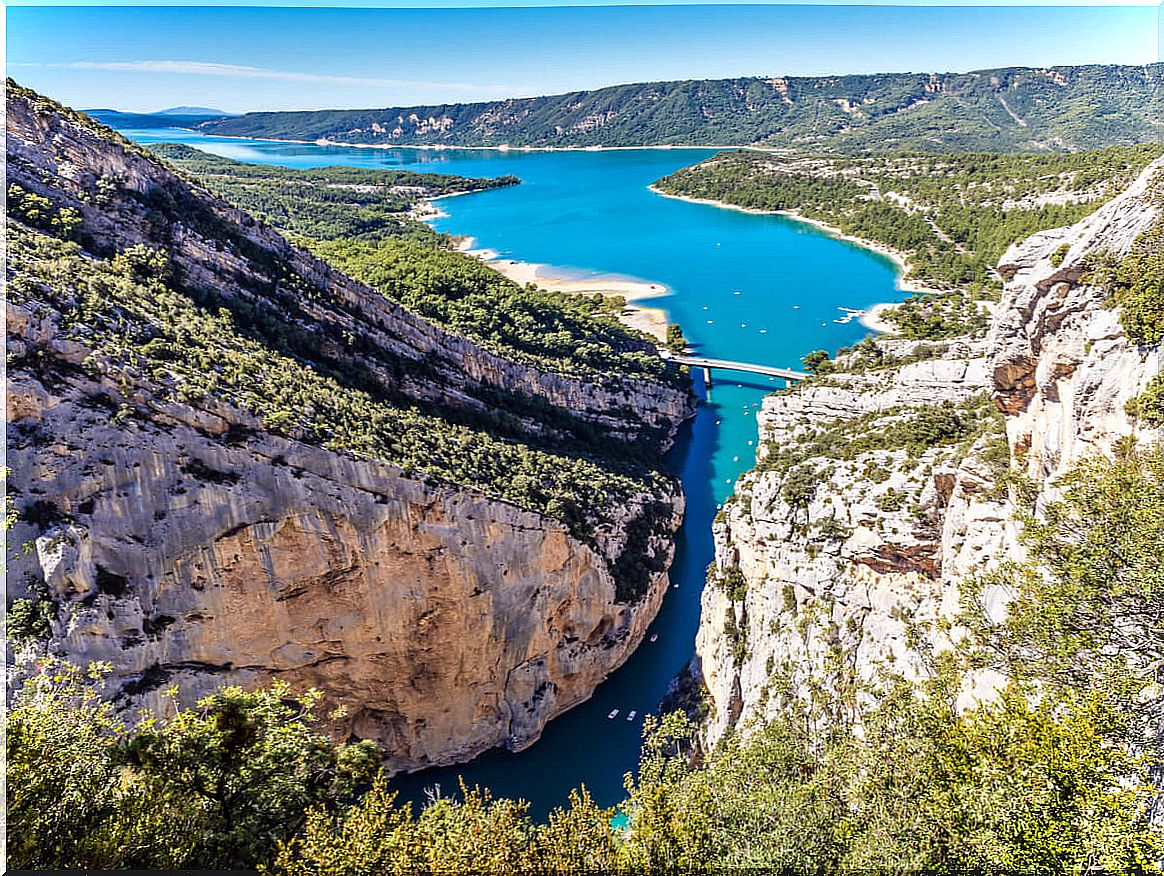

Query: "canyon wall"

xmin=696 ymin=157 xmax=1163 ymax=744
xmin=5 ymin=86 xmax=693 ymax=770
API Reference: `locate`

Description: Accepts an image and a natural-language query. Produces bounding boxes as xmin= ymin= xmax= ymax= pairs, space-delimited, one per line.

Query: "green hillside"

xmin=200 ymin=64 xmax=1164 ymax=152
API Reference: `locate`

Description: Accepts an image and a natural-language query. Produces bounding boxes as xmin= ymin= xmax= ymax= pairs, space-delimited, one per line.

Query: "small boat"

xmin=607 ymin=709 xmax=620 ymax=720
xmin=733 ymin=290 xmax=741 ymax=295
xmin=650 ymin=634 xmax=659 ymax=642
xmin=627 ymin=711 xmax=637 ymax=721
xmin=759 ymin=329 xmax=767 ymax=334
xmin=792 ymin=305 xmax=800 ymax=309
xmin=741 ymin=323 xmax=747 ymax=328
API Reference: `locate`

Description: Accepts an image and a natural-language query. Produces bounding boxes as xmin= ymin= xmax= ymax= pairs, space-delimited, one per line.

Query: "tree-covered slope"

xmin=199 ymin=63 xmax=1164 ymax=152
xmin=147 ymin=143 xmax=673 ymax=394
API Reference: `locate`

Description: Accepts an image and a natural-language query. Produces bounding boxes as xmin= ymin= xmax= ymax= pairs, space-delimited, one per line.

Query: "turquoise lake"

xmin=118 ymin=127 xmax=904 ymax=818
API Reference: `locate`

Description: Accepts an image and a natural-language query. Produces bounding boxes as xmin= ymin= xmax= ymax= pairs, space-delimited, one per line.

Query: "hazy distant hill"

xmin=155 ymin=105 xmax=233 ymax=116
xmin=86 ymin=108 xmax=229 ymax=129
xmin=199 ymin=63 xmax=1164 ymax=152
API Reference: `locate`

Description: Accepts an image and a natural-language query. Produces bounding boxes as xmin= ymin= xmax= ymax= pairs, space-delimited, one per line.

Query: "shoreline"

xmin=646 ymin=185 xmax=959 ymax=335
xmin=452 ymin=236 xmax=671 ymax=342
xmin=194 ymin=130 xmax=781 ymax=155
xmin=858 ymin=302 xmax=900 ymax=334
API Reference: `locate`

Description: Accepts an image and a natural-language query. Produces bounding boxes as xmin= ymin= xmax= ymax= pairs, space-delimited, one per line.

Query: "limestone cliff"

xmin=696 ymin=157 xmax=1163 ymax=745
xmin=5 ymin=85 xmax=693 ymax=770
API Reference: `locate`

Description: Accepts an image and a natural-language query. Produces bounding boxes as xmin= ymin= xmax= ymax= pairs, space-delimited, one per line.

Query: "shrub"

xmin=1126 ymin=373 xmax=1164 ymax=426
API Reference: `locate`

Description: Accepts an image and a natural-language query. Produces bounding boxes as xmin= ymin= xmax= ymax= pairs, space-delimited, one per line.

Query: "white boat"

xmin=650 ymin=634 xmax=658 ymax=642
xmin=626 ymin=711 xmax=637 ymax=721
xmin=607 ymin=709 xmax=619 ymax=720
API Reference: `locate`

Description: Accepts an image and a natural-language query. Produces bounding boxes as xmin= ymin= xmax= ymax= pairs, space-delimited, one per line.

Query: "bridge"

xmin=665 ymin=353 xmax=810 ymax=387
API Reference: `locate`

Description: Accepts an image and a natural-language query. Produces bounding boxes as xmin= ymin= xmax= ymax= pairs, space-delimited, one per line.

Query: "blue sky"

xmin=7 ymin=4 xmax=1159 ymax=113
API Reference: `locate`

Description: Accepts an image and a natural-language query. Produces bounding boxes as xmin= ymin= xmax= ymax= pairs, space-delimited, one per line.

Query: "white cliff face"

xmin=991 ymin=160 xmax=1164 ymax=492
xmin=697 ymin=157 xmax=1164 ymax=746
xmin=5 ymin=320 xmax=680 ymax=768
xmin=695 ymin=343 xmax=1005 ymax=741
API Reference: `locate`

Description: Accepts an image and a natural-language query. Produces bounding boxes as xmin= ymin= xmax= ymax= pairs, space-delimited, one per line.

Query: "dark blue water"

xmin=120 ymin=127 xmax=903 ymax=818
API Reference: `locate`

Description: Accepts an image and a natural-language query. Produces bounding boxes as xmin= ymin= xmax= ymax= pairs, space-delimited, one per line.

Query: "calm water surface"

xmin=121 ymin=127 xmax=904 ymax=818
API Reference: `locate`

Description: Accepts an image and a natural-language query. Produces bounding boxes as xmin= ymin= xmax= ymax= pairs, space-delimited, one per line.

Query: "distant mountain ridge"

xmin=85 ymin=108 xmax=229 ymax=129
xmin=155 ymin=105 xmax=233 ymax=116
xmin=198 ymin=63 xmax=1164 ymax=152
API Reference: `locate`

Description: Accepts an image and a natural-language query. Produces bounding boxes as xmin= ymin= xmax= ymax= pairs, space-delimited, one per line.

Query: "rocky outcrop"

xmin=696 ymin=157 xmax=1163 ymax=746
xmin=696 ymin=341 xmax=1003 ymax=741
xmin=990 ymin=161 xmax=1163 ymax=490
xmin=6 ymin=326 xmax=680 ymax=766
xmin=5 ymin=87 xmax=692 ymax=770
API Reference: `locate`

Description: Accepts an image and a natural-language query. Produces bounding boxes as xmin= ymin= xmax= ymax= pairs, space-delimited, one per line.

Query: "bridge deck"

xmin=669 ymin=354 xmax=809 ymax=381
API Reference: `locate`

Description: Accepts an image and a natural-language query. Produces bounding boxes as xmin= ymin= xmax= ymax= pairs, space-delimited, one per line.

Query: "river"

xmin=115 ymin=126 xmax=904 ymax=818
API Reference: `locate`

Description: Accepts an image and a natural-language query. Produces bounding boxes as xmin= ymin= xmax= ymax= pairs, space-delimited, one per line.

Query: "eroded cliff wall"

xmin=697 ymin=157 xmax=1163 ymax=744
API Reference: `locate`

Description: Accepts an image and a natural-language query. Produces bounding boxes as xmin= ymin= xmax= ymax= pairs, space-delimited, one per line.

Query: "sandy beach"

xmin=858 ymin=302 xmax=901 ymax=334
xmin=454 ymin=237 xmax=671 ymax=342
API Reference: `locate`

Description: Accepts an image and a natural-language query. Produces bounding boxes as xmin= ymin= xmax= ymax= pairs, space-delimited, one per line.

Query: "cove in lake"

xmin=118 ymin=127 xmax=905 ymax=818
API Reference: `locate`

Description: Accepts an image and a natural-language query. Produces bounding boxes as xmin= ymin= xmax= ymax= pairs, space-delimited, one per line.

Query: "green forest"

xmin=6 ymin=219 xmax=673 ymax=546
xmin=150 ymin=143 xmax=517 ymax=244
xmin=199 ymin=63 xmax=1164 ymax=153
xmin=10 ymin=442 xmax=1163 ymax=871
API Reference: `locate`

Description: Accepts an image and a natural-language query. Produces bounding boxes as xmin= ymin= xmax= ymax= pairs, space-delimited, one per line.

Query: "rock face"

xmin=5 ymin=87 xmax=693 ymax=770
xmin=990 ymin=162 xmax=1163 ymax=490
xmin=696 ymin=157 xmax=1163 ymax=745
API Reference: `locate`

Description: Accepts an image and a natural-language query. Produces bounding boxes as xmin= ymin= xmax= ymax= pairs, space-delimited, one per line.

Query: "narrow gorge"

xmin=5 ymin=84 xmax=695 ymax=772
